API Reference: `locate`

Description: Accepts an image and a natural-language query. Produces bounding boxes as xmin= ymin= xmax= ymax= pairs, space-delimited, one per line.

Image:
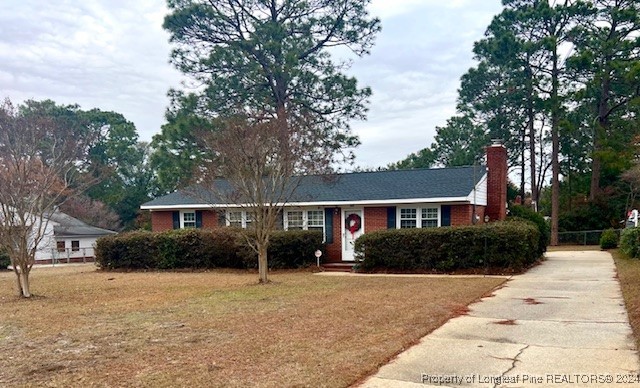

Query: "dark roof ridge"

xmin=297 ymin=164 xmax=487 ymax=178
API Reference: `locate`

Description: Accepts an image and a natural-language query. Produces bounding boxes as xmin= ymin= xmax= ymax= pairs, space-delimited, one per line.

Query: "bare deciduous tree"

xmin=0 ymin=99 xmax=94 ymax=297
xmin=195 ymin=116 xmax=331 ymax=283
xmin=59 ymin=195 xmax=122 ymax=231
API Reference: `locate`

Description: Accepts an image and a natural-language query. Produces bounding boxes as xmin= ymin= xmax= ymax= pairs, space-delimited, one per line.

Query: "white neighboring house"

xmin=35 ymin=211 xmax=117 ymax=264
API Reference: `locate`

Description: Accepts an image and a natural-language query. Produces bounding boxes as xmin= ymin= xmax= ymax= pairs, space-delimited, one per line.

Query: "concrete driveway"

xmin=359 ymin=251 xmax=640 ymax=387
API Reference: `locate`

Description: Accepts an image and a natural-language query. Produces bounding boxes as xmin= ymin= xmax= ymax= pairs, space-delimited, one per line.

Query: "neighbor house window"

xmin=181 ymin=211 xmax=196 ymax=228
xmin=71 ymin=240 xmax=80 ymax=252
xmin=399 ymin=206 xmax=440 ymax=229
xmin=226 ymin=210 xmax=254 ymax=229
xmin=56 ymin=241 xmax=65 ymax=253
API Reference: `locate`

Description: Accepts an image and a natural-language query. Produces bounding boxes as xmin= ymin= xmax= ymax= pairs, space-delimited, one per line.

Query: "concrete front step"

xmin=321 ymin=262 xmax=356 ymax=272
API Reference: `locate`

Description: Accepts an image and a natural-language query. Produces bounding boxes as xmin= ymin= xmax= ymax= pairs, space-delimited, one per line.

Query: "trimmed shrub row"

xmin=95 ymin=228 xmax=323 ymax=270
xmin=354 ymin=221 xmax=541 ymax=272
xmin=620 ymin=228 xmax=640 ymax=258
xmin=508 ymin=205 xmax=549 ymax=256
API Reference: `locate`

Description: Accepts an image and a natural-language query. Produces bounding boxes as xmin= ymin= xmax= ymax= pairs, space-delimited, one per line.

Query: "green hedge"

xmin=620 ymin=228 xmax=640 ymax=258
xmin=508 ymin=205 xmax=549 ymax=255
xmin=599 ymin=228 xmax=619 ymax=249
xmin=354 ymin=221 xmax=541 ymax=272
xmin=0 ymin=249 xmax=9 ymax=269
xmin=95 ymin=228 xmax=323 ymax=270
xmin=239 ymin=230 xmax=324 ymax=269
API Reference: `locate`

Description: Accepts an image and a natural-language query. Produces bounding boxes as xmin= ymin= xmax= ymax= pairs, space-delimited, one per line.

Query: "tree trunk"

xmin=590 ymin=72 xmax=611 ymax=201
xmin=257 ymin=244 xmax=269 ymax=284
xmin=521 ymin=127 xmax=526 ymax=201
xmin=527 ymin=67 xmax=538 ymax=207
xmin=550 ymin=45 xmax=560 ymax=246
xmin=14 ymin=269 xmax=22 ymax=297
xmin=19 ymin=270 xmax=31 ymax=298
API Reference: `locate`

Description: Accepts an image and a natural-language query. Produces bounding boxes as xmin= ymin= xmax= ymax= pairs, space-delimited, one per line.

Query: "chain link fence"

xmin=558 ymin=229 xmax=622 ymax=246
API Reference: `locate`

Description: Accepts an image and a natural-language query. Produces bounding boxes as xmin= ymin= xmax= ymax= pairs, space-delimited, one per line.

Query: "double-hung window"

xmin=286 ymin=211 xmax=304 ymax=230
xmin=285 ymin=210 xmax=325 ymax=236
xmin=421 ymin=208 xmax=438 ymax=228
xmin=399 ymin=206 xmax=439 ymax=229
xmin=226 ymin=210 xmax=254 ymax=229
xmin=307 ymin=210 xmax=324 ymax=232
xmin=182 ymin=211 xmax=196 ymax=228
xmin=400 ymin=208 xmax=417 ymax=228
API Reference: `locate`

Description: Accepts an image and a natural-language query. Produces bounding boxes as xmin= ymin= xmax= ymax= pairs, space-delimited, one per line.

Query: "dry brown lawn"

xmin=612 ymin=250 xmax=640 ymax=351
xmin=0 ymin=265 xmax=505 ymax=387
xmin=547 ymin=245 xmax=600 ymax=251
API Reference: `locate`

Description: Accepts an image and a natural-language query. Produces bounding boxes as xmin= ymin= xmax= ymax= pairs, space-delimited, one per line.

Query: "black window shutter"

xmin=276 ymin=210 xmax=284 ymax=230
xmin=218 ymin=211 xmax=226 ymax=227
xmin=172 ymin=211 xmax=180 ymax=229
xmin=441 ymin=205 xmax=451 ymax=227
xmin=324 ymin=208 xmax=334 ymax=244
xmin=195 ymin=211 xmax=203 ymax=228
xmin=387 ymin=207 xmax=397 ymax=229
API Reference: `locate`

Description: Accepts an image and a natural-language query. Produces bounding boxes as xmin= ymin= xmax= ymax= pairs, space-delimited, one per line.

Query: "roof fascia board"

xmin=141 ymin=196 xmax=472 ymax=211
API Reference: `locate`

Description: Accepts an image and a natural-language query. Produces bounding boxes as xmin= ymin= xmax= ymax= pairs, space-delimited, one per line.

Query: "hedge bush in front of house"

xmin=354 ymin=221 xmax=540 ymax=272
xmin=508 ymin=205 xmax=549 ymax=255
xmin=239 ymin=230 xmax=324 ymax=269
xmin=95 ymin=230 xmax=159 ymax=270
xmin=95 ymin=228 xmax=323 ymax=270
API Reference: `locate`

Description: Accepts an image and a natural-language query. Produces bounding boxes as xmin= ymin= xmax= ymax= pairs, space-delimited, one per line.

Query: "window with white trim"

xmin=400 ymin=208 xmax=417 ymax=228
xmin=286 ymin=211 xmax=304 ymax=230
xmin=307 ymin=210 xmax=324 ymax=232
xmin=284 ymin=209 xmax=325 ymax=234
xmin=226 ymin=210 xmax=253 ymax=229
xmin=182 ymin=211 xmax=196 ymax=228
xmin=421 ymin=208 xmax=438 ymax=228
xmin=399 ymin=206 xmax=439 ymax=229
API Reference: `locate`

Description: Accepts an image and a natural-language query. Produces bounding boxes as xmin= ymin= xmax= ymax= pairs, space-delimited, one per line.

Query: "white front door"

xmin=342 ymin=209 xmax=364 ymax=261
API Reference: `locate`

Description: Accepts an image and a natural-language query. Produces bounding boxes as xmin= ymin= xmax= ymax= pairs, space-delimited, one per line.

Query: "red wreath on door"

xmin=345 ymin=213 xmax=362 ymax=237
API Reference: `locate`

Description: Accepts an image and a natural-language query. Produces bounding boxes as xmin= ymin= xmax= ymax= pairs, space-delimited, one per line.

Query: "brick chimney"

xmin=485 ymin=140 xmax=507 ymax=221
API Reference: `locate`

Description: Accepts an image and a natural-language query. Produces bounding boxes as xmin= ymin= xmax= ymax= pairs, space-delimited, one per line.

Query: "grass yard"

xmin=0 ymin=266 xmax=505 ymax=387
xmin=547 ymin=245 xmax=600 ymax=251
xmin=612 ymin=250 xmax=640 ymax=351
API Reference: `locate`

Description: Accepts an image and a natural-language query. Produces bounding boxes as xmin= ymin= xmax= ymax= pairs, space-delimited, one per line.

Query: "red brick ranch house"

xmin=141 ymin=144 xmax=507 ymax=263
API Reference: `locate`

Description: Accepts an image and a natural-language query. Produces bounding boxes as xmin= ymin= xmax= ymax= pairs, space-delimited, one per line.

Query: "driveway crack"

xmin=493 ymin=345 xmax=529 ymax=388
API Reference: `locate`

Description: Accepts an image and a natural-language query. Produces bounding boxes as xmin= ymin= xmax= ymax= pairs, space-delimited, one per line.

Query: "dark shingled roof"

xmin=47 ymin=211 xmax=117 ymax=237
xmin=142 ymin=165 xmax=487 ymax=208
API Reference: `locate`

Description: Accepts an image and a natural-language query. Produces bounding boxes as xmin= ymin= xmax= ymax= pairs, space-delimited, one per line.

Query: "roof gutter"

xmin=141 ymin=196 xmax=480 ymax=211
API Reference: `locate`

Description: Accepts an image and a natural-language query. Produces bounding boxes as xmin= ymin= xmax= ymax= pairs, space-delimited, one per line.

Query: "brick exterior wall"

xmin=151 ymin=210 xmax=221 ymax=232
xmin=201 ymin=210 xmax=220 ymax=229
xmin=486 ymin=144 xmax=508 ymax=221
xmin=364 ymin=207 xmax=388 ymax=233
xmin=151 ymin=211 xmax=174 ymax=232
xmin=450 ymin=205 xmax=486 ymax=226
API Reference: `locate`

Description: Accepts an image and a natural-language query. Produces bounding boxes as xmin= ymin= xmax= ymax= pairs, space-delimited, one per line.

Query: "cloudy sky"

xmin=1 ymin=0 xmax=503 ymax=169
